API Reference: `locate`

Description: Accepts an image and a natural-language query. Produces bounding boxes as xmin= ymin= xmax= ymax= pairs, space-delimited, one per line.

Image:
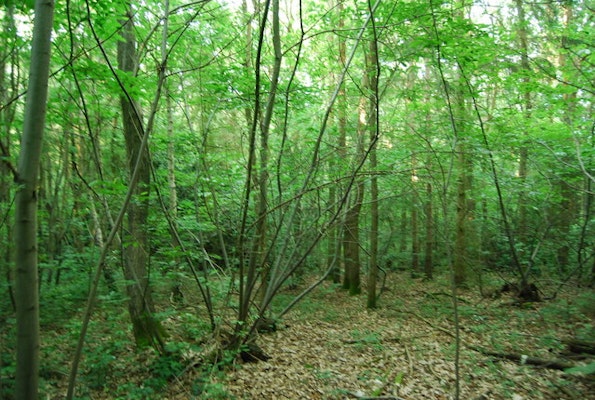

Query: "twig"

xmin=404 ymin=343 xmax=414 ymax=374
xmin=400 ymin=310 xmax=456 ymax=339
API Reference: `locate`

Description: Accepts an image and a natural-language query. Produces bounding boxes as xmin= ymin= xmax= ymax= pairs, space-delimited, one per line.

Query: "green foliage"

xmin=145 ymin=342 xmax=187 ymax=391
xmin=0 ymin=342 xmax=16 ymax=398
xmin=565 ymin=362 xmax=595 ymax=376
xmin=349 ymin=330 xmax=383 ymax=352
xmin=82 ymin=344 xmax=117 ymax=390
xmin=306 ymin=361 xmax=337 ymax=384
xmin=114 ymin=383 xmax=156 ymax=400
xmin=192 ymin=377 xmax=235 ymax=400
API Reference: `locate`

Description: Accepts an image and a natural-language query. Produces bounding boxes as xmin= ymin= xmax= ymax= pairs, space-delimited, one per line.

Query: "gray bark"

xmin=14 ymin=0 xmax=54 ymax=398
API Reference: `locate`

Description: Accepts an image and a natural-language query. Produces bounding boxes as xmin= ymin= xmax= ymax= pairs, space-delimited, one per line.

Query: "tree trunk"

xmin=117 ymin=5 xmax=165 ymax=352
xmin=424 ymin=181 xmax=434 ymax=280
xmin=162 ymin=0 xmax=182 ymax=271
xmin=366 ymin=33 xmax=379 ymax=309
xmin=327 ymin=183 xmax=341 ymax=283
xmin=514 ymin=0 xmax=532 ymax=247
xmin=453 ymin=142 xmax=467 ymax=286
xmin=14 ymin=1 xmax=54 ymax=398
xmin=554 ymin=2 xmax=579 ymax=276
xmin=238 ymin=0 xmax=281 ymax=325
xmin=1 ymin=2 xmax=17 ymax=312
xmin=411 ymin=189 xmax=420 ymax=277
xmin=410 ymin=154 xmax=420 ymax=277
xmin=165 ymin=83 xmax=179 ymax=240
xmin=343 ymin=81 xmax=368 ymax=296
xmin=330 ymin=0 xmax=347 ymax=284
xmin=399 ymin=209 xmax=407 ymax=255
xmin=255 ymin=0 xmax=282 ymax=303
xmin=343 ymin=183 xmax=364 ymax=295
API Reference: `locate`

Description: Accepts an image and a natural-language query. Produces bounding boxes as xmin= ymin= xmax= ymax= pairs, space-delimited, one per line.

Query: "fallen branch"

xmin=468 ymin=345 xmax=575 ymax=371
xmin=399 ymin=310 xmax=455 ymax=338
xmin=563 ymin=339 xmax=595 ymax=355
xmin=400 ymin=308 xmax=578 ymax=371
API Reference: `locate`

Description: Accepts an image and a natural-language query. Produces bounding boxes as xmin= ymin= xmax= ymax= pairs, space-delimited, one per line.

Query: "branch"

xmin=0 ymin=141 xmax=18 ymax=180
xmin=468 ymin=345 xmax=575 ymax=371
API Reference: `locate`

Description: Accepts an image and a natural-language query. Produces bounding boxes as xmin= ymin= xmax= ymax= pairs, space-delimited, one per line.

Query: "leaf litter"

xmin=169 ymin=273 xmax=594 ymax=399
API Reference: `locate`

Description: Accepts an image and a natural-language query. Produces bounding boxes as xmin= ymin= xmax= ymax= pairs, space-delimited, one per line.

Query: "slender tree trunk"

xmin=255 ymin=0 xmax=282 ymax=302
xmin=453 ymin=141 xmax=467 ymax=286
xmin=366 ymin=30 xmax=379 ymax=308
xmin=399 ymin=209 xmax=407 ymax=255
xmin=1 ymin=2 xmax=17 ymax=312
xmin=410 ymin=154 xmax=420 ymax=277
xmin=343 ymin=184 xmax=364 ymax=295
xmin=452 ymin=57 xmax=474 ymax=287
xmin=14 ymin=1 xmax=54 ymax=398
xmin=554 ymin=2 xmax=578 ymax=275
xmin=117 ymin=5 xmax=165 ymax=352
xmin=424 ymin=181 xmax=434 ymax=280
xmin=514 ymin=0 xmax=532 ymax=248
xmin=163 ymin=0 xmax=181 ymax=266
xmin=411 ymin=190 xmax=420 ymax=277
xmin=343 ymin=79 xmax=368 ymax=296
xmin=238 ymin=0 xmax=279 ymax=325
xmin=166 ymin=88 xmax=178 ymax=235
xmin=330 ymin=0 xmax=347 ymax=284
xmin=326 ymin=183 xmax=340 ymax=283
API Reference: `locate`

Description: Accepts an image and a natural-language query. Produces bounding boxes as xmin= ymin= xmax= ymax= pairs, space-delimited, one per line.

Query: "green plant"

xmin=194 ymin=381 xmax=235 ymax=399
xmin=115 ymin=383 xmax=156 ymax=400
xmin=0 ymin=351 xmax=15 ymax=399
xmin=313 ymin=368 xmax=335 ymax=382
xmin=146 ymin=342 xmax=188 ymax=391
xmin=349 ymin=330 xmax=383 ymax=351
xmin=565 ymin=362 xmax=595 ymax=376
xmin=83 ymin=347 xmax=116 ymax=390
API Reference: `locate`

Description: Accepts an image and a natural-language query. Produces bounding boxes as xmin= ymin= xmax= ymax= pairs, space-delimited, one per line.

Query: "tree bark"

xmin=14 ymin=0 xmax=54 ymax=398
xmin=328 ymin=0 xmax=347 ymax=285
xmin=117 ymin=5 xmax=165 ymax=352
xmin=367 ymin=32 xmax=379 ymax=309
xmin=255 ymin=0 xmax=282 ymax=303
xmin=411 ymin=188 xmax=420 ymax=277
xmin=453 ymin=142 xmax=467 ymax=286
xmin=343 ymin=90 xmax=368 ymax=296
xmin=1 ymin=2 xmax=17 ymax=312
xmin=423 ymin=181 xmax=434 ymax=280
xmin=514 ymin=0 xmax=532 ymax=247
xmin=343 ymin=183 xmax=363 ymax=295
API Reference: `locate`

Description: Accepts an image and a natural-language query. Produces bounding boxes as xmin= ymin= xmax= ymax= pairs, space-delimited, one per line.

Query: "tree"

xmin=423 ymin=179 xmax=434 ymax=280
xmin=366 ymin=21 xmax=380 ymax=308
xmin=0 ymin=1 xmax=18 ymax=312
xmin=342 ymin=100 xmax=365 ymax=295
xmin=14 ymin=0 xmax=54 ymax=398
xmin=117 ymin=2 xmax=165 ymax=352
xmin=327 ymin=0 xmax=347 ymax=285
xmin=513 ymin=0 xmax=531 ymax=246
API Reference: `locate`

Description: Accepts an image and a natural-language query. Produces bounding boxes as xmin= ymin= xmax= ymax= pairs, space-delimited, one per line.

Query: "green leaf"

xmin=565 ymin=362 xmax=595 ymax=375
xmin=394 ymin=371 xmax=405 ymax=385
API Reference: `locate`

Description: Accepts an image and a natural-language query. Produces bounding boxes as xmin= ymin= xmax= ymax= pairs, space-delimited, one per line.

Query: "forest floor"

xmin=162 ymin=273 xmax=595 ymax=400
xmin=12 ymin=272 xmax=594 ymax=399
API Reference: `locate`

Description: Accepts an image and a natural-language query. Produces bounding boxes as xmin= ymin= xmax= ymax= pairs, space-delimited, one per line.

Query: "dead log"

xmin=240 ymin=342 xmax=271 ymax=363
xmin=469 ymin=345 xmax=574 ymax=370
xmin=563 ymin=339 xmax=595 ymax=355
